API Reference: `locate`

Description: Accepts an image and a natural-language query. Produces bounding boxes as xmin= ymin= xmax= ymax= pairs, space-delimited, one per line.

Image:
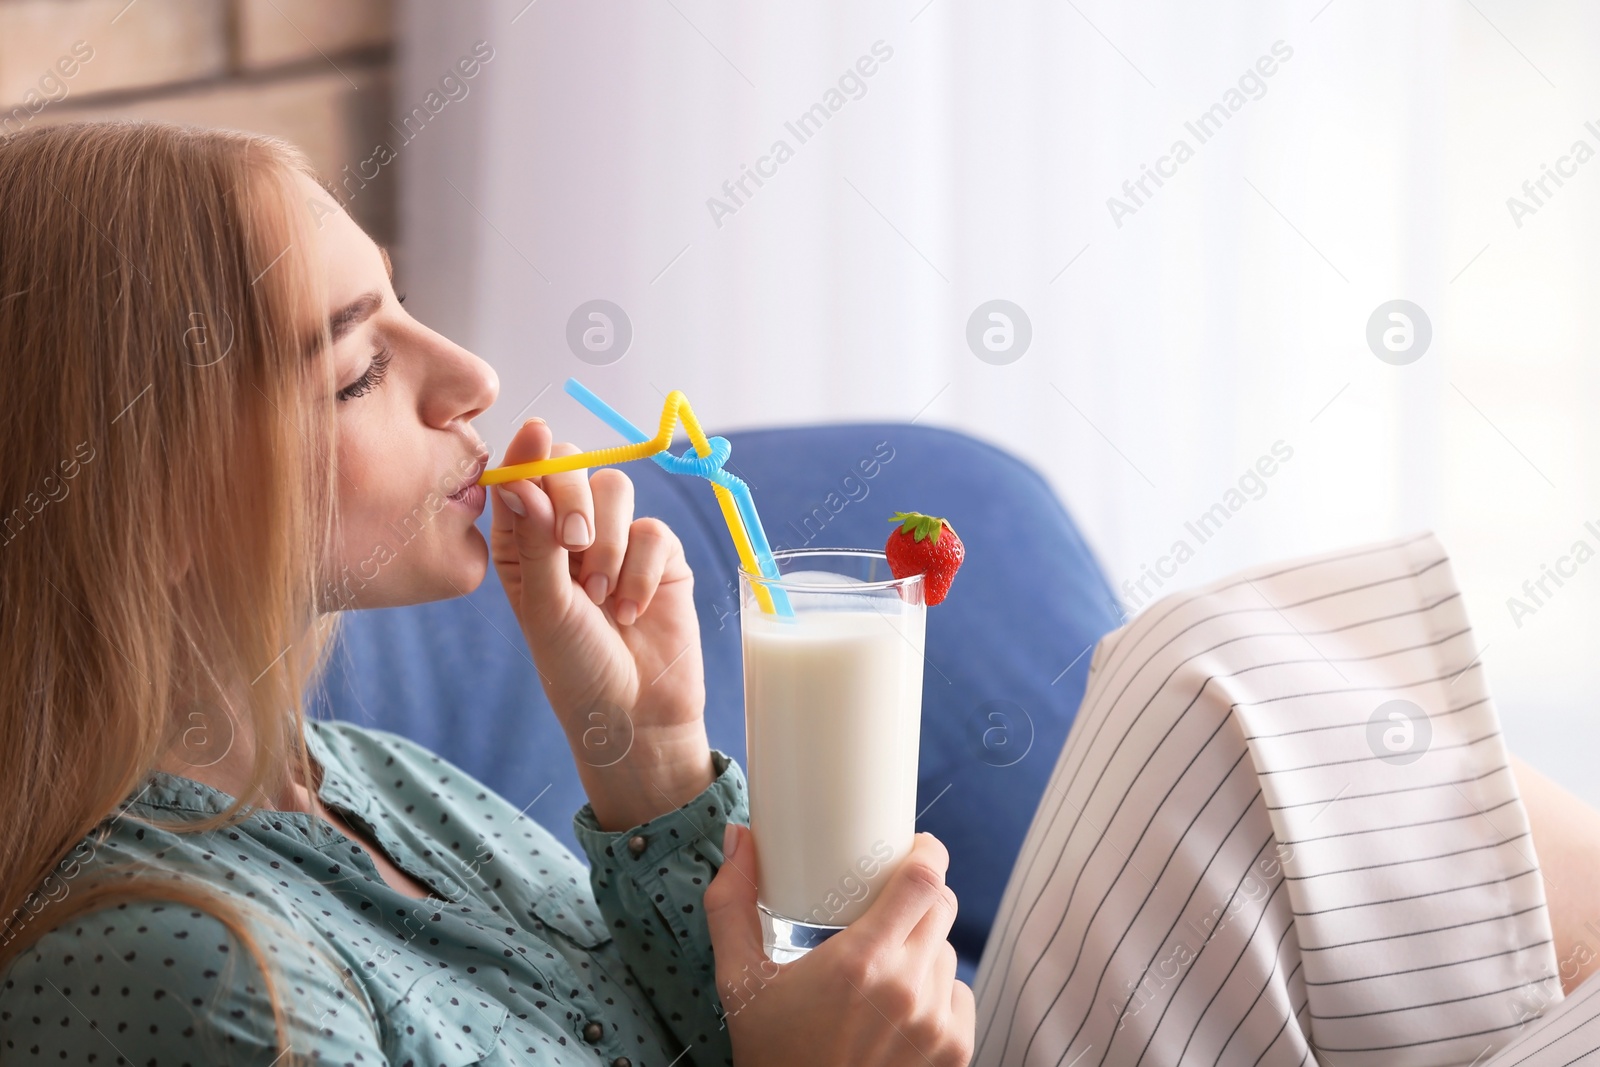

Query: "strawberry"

xmin=884 ymin=510 xmax=965 ymax=606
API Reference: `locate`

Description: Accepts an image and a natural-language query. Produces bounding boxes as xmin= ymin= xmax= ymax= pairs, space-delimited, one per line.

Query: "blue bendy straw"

xmin=563 ymin=378 xmax=794 ymax=618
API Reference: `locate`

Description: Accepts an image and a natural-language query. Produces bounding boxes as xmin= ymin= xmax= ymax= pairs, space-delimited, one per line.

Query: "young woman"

xmin=6 ymin=120 xmax=1600 ymax=1067
xmin=0 ymin=121 xmax=973 ymax=1066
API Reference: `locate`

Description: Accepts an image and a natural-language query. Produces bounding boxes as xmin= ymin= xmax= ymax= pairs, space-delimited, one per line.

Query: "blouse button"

xmin=583 ymin=1020 xmax=604 ymax=1043
xmin=626 ymin=834 xmax=648 ymax=857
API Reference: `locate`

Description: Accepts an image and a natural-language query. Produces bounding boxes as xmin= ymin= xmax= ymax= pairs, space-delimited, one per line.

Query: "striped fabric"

xmin=972 ymin=532 xmax=1570 ymax=1067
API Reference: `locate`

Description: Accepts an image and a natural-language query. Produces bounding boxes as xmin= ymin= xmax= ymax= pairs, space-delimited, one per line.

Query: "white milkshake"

xmin=741 ymin=576 xmax=926 ymax=928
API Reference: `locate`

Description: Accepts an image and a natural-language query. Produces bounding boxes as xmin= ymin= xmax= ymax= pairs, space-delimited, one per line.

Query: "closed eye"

xmin=337 ymin=347 xmax=393 ymax=403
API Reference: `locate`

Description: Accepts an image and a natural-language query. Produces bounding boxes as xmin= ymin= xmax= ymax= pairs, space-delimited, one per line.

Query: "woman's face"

xmin=296 ymin=173 xmax=500 ymax=611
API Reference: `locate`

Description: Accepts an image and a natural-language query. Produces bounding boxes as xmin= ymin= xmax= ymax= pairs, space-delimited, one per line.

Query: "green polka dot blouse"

xmin=0 ymin=719 xmax=748 ymax=1066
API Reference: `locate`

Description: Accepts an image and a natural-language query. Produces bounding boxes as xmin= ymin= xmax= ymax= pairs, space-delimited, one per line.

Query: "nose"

xmin=417 ymin=324 xmax=499 ymax=429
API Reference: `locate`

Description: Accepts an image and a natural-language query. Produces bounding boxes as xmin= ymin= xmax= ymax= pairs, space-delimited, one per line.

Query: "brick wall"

xmin=0 ymin=0 xmax=397 ymax=245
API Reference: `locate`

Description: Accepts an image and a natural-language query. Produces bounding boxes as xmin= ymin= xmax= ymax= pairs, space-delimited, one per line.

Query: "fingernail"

xmin=523 ymin=416 xmax=546 ymax=428
xmin=723 ymin=823 xmax=741 ymax=862
xmin=584 ymin=573 xmax=608 ymax=605
xmin=615 ymin=599 xmax=638 ymax=626
xmin=496 ymin=488 xmax=525 ymax=516
xmin=563 ymin=512 xmax=590 ymax=547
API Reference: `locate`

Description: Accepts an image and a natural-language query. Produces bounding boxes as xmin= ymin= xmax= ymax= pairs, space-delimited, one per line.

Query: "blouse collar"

xmin=121 ymin=717 xmax=349 ymax=819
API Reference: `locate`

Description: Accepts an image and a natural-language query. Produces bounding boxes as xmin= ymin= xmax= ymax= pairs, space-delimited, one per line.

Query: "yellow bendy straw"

xmin=478 ymin=379 xmax=792 ymax=618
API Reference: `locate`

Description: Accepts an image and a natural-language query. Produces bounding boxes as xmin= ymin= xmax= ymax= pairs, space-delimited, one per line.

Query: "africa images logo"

xmin=1366 ymin=700 xmax=1431 ymax=766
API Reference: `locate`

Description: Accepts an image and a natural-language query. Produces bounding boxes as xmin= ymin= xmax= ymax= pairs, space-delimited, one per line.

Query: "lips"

xmin=457 ymin=452 xmax=489 ymax=489
xmin=447 ymin=452 xmax=490 ymax=512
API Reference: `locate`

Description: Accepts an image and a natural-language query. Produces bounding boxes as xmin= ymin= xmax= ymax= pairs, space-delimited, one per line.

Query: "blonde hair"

xmin=0 ymin=120 xmax=353 ymax=1060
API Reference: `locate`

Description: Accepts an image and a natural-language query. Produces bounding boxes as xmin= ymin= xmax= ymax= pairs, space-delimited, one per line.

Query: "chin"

xmin=416 ymin=527 xmax=491 ymax=604
xmin=450 ymin=530 xmax=492 ymax=593
xmin=326 ymin=529 xmax=491 ymax=612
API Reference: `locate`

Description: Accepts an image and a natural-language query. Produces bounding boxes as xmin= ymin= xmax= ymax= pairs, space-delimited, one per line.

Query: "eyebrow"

xmin=329 ymin=293 xmax=381 ymax=343
xmin=327 ymin=244 xmax=396 ymax=344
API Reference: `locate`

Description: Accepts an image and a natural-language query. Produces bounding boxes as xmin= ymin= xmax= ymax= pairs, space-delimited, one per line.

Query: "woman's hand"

xmin=705 ymin=827 xmax=976 ymax=1067
xmin=490 ymin=417 xmax=712 ymax=830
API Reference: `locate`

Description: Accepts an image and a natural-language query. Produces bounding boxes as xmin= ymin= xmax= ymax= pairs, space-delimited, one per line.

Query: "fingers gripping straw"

xmin=478 ymin=378 xmax=793 ymax=618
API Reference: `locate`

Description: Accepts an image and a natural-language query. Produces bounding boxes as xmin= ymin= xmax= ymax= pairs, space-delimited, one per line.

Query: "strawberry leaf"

xmin=888 ymin=510 xmax=948 ymax=544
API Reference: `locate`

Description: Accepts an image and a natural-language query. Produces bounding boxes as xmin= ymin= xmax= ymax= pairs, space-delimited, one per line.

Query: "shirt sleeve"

xmin=0 ymin=898 xmax=384 ymax=1065
xmin=573 ymin=748 xmax=748 ymax=1067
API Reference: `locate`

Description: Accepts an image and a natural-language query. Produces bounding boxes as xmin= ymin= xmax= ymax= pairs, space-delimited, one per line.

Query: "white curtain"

xmin=397 ymin=0 xmax=1600 ymax=802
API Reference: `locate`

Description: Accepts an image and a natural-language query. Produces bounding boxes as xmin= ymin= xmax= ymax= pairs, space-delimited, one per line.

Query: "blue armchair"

xmin=310 ymin=422 xmax=1124 ymax=983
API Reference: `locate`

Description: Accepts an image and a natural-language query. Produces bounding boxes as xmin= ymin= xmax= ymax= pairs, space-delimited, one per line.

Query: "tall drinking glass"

xmin=738 ymin=548 xmax=927 ymax=963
